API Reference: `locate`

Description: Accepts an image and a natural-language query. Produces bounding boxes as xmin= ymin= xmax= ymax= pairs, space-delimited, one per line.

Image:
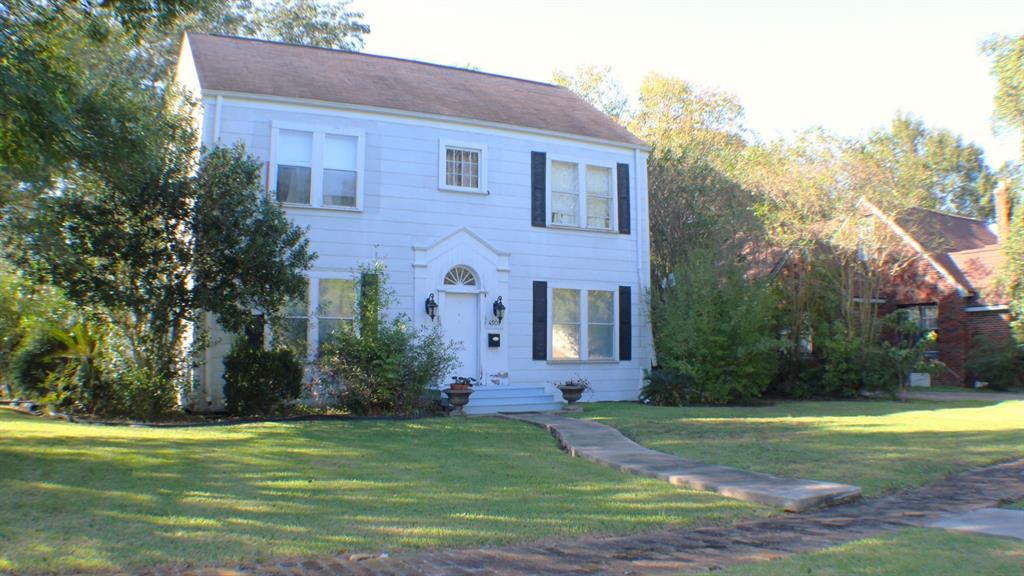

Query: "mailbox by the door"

xmin=488 ymin=333 xmax=500 ymax=348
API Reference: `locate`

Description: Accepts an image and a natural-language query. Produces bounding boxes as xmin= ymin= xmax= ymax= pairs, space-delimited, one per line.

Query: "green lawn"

xmin=0 ymin=410 xmax=766 ymax=574
xmin=714 ymin=528 xmax=1024 ymax=575
xmin=579 ymin=400 xmax=1024 ymax=497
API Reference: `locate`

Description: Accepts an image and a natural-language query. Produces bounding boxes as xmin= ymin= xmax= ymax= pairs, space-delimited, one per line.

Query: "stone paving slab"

xmin=504 ymin=413 xmax=862 ymax=512
xmin=927 ymin=507 xmax=1024 ymax=540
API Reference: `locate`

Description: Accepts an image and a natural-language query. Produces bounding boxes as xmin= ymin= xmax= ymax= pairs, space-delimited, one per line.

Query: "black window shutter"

xmin=617 ymin=163 xmax=630 ymax=234
xmin=619 ymin=286 xmax=632 ymax=360
xmin=531 ymin=152 xmax=546 ymax=227
xmin=532 ymin=281 xmax=548 ymax=360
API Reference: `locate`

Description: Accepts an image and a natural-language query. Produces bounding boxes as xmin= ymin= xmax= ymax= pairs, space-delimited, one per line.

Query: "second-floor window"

xmin=271 ymin=123 xmax=364 ymax=210
xmin=549 ymin=159 xmax=615 ymax=230
xmin=439 ymin=140 xmax=487 ymax=193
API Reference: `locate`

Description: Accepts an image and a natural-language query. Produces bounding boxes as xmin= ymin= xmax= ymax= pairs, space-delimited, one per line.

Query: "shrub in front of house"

xmin=651 ymin=246 xmax=780 ymax=405
xmin=316 ymin=263 xmax=460 ymax=416
xmin=222 ymin=339 xmax=304 ymax=417
xmin=966 ymin=336 xmax=1024 ymax=390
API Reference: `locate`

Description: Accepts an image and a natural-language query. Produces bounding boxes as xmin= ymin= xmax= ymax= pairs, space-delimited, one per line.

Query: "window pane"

xmin=324 ymin=134 xmax=357 ymax=171
xmin=276 ymin=165 xmax=311 ymax=204
xmin=318 ymin=318 xmax=342 ymax=349
xmin=319 ymin=279 xmax=356 ymax=318
xmin=552 ymin=192 xmax=579 ymax=225
xmin=323 ymin=169 xmax=357 ymax=207
xmin=588 ymin=324 xmax=614 ymax=359
xmin=552 ymin=289 xmax=580 ymax=323
xmin=586 ymin=166 xmax=611 ymax=196
xmin=552 ymin=323 xmax=580 ymax=360
xmin=552 ymin=161 xmax=578 ymax=192
xmin=283 ymin=293 xmax=308 ymax=317
xmin=445 ymin=147 xmax=480 ymax=188
xmin=587 ymin=196 xmax=611 ymax=229
xmin=588 ymin=291 xmax=614 ymax=323
xmin=278 ymin=130 xmax=312 ymax=164
xmin=277 ymin=318 xmax=308 ymax=355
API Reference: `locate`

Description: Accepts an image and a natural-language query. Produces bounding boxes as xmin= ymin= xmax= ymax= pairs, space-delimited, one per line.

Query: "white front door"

xmin=445 ymin=292 xmax=479 ymax=382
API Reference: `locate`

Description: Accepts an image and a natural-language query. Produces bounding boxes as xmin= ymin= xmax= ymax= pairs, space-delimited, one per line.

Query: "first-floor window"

xmin=552 ymin=288 xmax=581 ymax=359
xmin=274 ymin=277 xmax=358 ymax=357
xmin=279 ymin=292 xmax=309 ymax=355
xmin=914 ymin=305 xmax=938 ymax=331
xmin=587 ymin=290 xmax=615 ymax=359
xmin=318 ymin=278 xmax=357 ymax=349
xmin=551 ymin=287 xmax=616 ymax=361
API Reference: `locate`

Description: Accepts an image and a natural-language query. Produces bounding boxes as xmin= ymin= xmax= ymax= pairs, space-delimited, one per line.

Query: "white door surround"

xmin=413 ymin=228 xmax=510 ymax=387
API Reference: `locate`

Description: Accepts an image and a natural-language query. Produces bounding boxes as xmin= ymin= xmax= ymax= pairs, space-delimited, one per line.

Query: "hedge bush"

xmin=222 ymin=339 xmax=304 ymax=416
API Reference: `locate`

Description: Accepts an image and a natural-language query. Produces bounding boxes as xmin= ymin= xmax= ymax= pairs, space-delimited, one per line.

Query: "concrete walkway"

xmin=929 ymin=508 xmax=1024 ymax=541
xmin=504 ymin=413 xmax=862 ymax=512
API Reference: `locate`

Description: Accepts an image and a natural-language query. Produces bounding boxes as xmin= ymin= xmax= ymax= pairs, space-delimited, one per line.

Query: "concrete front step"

xmin=460 ymin=386 xmax=563 ymax=414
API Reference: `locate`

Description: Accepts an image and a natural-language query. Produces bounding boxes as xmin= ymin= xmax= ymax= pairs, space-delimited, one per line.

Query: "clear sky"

xmin=358 ymin=0 xmax=1023 ymax=167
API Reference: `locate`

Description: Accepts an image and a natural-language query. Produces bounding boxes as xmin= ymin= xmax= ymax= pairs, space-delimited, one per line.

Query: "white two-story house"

xmin=176 ymin=33 xmax=653 ymax=413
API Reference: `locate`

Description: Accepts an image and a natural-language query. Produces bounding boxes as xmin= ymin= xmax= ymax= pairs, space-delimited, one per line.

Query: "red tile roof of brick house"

xmin=184 ymin=33 xmax=646 ymax=148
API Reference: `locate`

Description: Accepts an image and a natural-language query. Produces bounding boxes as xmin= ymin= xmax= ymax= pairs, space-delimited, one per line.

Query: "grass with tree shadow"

xmin=714 ymin=527 xmax=1024 ymax=575
xmin=0 ymin=410 xmax=767 ymax=574
xmin=578 ymin=400 xmax=1024 ymax=497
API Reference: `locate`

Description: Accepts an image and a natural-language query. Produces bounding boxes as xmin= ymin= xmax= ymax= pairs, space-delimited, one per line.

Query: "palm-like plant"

xmin=43 ymin=321 xmax=105 ymax=413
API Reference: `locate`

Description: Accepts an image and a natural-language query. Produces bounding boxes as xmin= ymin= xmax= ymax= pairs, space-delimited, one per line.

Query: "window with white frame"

xmin=551 ymin=287 xmax=616 ymax=361
xmin=586 ymin=166 xmax=613 ymax=229
xmin=439 ymin=141 xmax=487 ymax=192
xmin=279 ymin=291 xmax=309 ymax=356
xmin=551 ymin=161 xmax=579 ymax=225
xmin=275 ymin=129 xmax=313 ymax=204
xmin=274 ymin=277 xmax=358 ymax=358
xmin=317 ymin=279 xmax=357 ymax=349
xmin=271 ymin=124 xmax=364 ymax=209
xmin=549 ymin=160 xmax=615 ymax=230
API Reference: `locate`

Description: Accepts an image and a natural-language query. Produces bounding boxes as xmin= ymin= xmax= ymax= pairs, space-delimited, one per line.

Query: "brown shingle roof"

xmin=185 ymin=33 xmax=646 ymax=147
xmin=949 ymin=246 xmax=1009 ymax=306
xmin=894 ymin=207 xmax=997 ymax=254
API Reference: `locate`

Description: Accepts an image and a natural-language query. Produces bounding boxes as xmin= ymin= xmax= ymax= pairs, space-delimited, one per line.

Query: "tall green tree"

xmin=551 ymin=65 xmax=629 ymax=122
xmin=982 ymin=34 xmax=1024 ymax=157
xmin=859 ymin=114 xmax=995 ymax=218
xmin=629 ymin=73 xmax=756 ymax=278
xmin=3 ymin=98 xmax=315 ymax=381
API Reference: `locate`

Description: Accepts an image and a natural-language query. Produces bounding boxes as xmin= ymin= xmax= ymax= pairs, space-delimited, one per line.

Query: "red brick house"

xmin=858 ymin=187 xmax=1014 ymax=387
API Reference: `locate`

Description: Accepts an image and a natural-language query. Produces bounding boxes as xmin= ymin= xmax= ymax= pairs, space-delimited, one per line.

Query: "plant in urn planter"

xmin=444 ymin=376 xmax=478 ymax=415
xmin=555 ymin=376 xmax=591 ymax=408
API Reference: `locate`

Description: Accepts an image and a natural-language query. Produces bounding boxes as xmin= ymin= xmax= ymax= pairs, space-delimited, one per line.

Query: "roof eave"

xmin=199 ymin=88 xmax=651 ymax=151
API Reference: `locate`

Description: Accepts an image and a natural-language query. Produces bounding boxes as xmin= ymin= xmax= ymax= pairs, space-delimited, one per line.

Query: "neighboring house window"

xmin=551 ymin=287 xmax=616 ymax=361
xmin=317 ymin=279 xmax=357 ymax=349
xmin=915 ymin=305 xmax=938 ymax=331
xmin=439 ymin=140 xmax=487 ymax=193
xmin=271 ymin=123 xmax=364 ymax=209
xmin=549 ymin=159 xmax=615 ymax=230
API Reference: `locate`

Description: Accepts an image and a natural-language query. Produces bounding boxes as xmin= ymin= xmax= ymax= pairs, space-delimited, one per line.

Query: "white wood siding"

xmin=196 ymin=95 xmax=652 ymax=408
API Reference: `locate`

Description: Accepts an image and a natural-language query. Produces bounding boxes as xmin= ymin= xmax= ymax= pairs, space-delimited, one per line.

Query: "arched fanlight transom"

xmin=443 ymin=265 xmax=478 ymax=286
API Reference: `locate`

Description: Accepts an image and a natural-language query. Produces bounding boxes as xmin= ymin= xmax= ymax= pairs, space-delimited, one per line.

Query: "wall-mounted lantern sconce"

xmin=492 ymin=296 xmax=506 ymax=324
xmin=425 ymin=293 xmax=438 ymax=321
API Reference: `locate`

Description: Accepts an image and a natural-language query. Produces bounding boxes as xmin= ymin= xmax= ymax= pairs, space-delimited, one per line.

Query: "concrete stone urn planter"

xmin=443 ymin=387 xmax=474 ymax=415
xmin=556 ymin=377 xmax=590 ymax=408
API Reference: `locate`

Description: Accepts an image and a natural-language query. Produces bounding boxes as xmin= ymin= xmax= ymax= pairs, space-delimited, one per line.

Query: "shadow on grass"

xmin=0 ymin=411 xmax=763 ymax=574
